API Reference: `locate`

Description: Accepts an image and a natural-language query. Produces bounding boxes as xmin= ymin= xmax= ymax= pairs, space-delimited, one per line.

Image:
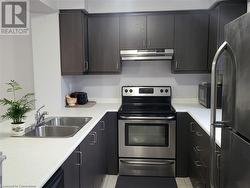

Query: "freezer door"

xmin=224 ymin=12 xmax=250 ymax=139
xmin=221 ymin=128 xmax=250 ymax=188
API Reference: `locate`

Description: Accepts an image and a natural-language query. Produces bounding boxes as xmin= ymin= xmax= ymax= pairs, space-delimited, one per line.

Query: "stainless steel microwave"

xmin=198 ymin=83 xmax=222 ymax=109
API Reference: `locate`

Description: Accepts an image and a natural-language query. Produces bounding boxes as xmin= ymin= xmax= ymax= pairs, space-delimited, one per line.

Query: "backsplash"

xmin=62 ymin=61 xmax=210 ymax=100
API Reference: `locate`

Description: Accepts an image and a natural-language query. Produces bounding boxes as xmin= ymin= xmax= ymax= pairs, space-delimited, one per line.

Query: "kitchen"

xmin=0 ymin=0 xmax=249 ymax=188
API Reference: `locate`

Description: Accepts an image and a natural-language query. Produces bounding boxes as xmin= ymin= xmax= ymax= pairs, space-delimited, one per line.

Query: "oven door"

xmin=118 ymin=119 xmax=176 ymax=159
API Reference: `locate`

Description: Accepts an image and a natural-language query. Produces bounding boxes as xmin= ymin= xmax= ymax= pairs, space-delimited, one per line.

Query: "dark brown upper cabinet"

xmin=119 ymin=14 xmax=174 ymax=50
xmin=88 ymin=15 xmax=121 ymax=73
xmin=208 ymin=2 xmax=246 ymax=71
xmin=119 ymin=15 xmax=147 ymax=50
xmin=147 ymin=14 xmax=174 ymax=49
xmin=172 ymin=11 xmax=209 ymax=73
xmin=59 ymin=10 xmax=88 ymax=75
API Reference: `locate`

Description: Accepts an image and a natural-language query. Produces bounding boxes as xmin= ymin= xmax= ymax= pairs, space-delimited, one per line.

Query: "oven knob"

xmin=125 ymin=89 xmax=128 ymax=93
xmin=165 ymin=89 xmax=169 ymax=93
xmin=160 ymin=89 xmax=164 ymax=93
xmin=129 ymin=89 xmax=133 ymax=93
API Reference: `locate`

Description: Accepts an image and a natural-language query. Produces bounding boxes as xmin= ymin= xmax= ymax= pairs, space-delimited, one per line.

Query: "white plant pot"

xmin=11 ymin=123 xmax=25 ymax=137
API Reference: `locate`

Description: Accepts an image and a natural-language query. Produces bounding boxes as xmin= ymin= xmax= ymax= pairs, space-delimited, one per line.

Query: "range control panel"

xmin=122 ymin=86 xmax=171 ymax=97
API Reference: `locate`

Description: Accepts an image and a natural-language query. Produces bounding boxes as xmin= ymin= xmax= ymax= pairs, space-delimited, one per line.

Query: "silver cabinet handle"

xmin=216 ymin=153 xmax=221 ymax=169
xmin=100 ymin=121 xmax=105 ymax=131
xmin=89 ymin=131 xmax=97 ymax=145
xmin=75 ymin=151 xmax=83 ymax=166
xmin=195 ymin=131 xmax=203 ymax=137
xmin=194 ymin=160 xmax=204 ymax=168
xmin=190 ymin=122 xmax=195 ymax=132
xmin=85 ymin=61 xmax=89 ymax=71
xmin=175 ymin=60 xmax=178 ymax=69
xmin=193 ymin=146 xmax=202 ymax=153
xmin=210 ymin=41 xmax=236 ymax=188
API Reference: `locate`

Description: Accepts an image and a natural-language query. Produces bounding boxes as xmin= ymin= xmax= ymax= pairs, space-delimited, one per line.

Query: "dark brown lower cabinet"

xmin=188 ymin=114 xmax=221 ymax=188
xmin=62 ymin=147 xmax=81 ymax=188
xmin=177 ymin=112 xmax=221 ymax=188
xmin=61 ymin=112 xmax=118 ymax=188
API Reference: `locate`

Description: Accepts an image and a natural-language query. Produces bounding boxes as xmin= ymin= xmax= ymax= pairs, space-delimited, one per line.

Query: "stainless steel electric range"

xmin=118 ymin=86 xmax=176 ymax=177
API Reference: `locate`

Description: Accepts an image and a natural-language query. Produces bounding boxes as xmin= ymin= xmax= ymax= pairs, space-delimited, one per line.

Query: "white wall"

xmin=63 ymin=62 xmax=210 ymax=101
xmin=55 ymin=0 xmax=86 ymax=9
xmin=31 ymin=13 xmax=63 ymax=113
xmin=0 ymin=35 xmax=34 ymax=120
xmin=86 ymin=0 xmax=217 ymax=13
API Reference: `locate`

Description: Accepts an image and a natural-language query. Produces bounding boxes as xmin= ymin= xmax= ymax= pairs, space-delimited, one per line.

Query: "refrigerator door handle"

xmin=210 ymin=41 xmax=236 ymax=188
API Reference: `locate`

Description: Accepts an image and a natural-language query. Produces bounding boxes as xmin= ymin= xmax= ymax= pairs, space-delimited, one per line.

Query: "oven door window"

xmin=125 ymin=123 xmax=169 ymax=147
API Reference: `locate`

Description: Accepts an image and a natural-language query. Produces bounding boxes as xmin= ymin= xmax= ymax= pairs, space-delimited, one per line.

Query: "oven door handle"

xmin=119 ymin=115 xmax=175 ymax=120
xmin=120 ymin=160 xmax=174 ymax=166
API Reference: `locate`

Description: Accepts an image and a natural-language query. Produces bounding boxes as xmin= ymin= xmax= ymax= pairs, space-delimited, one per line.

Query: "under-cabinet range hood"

xmin=120 ymin=49 xmax=174 ymax=61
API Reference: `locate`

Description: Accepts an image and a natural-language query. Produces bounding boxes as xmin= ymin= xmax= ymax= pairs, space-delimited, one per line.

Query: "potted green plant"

xmin=0 ymin=80 xmax=35 ymax=136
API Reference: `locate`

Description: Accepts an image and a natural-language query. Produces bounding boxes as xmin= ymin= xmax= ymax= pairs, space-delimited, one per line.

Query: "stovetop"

xmin=119 ymin=103 xmax=175 ymax=114
xmin=119 ymin=86 xmax=176 ymax=118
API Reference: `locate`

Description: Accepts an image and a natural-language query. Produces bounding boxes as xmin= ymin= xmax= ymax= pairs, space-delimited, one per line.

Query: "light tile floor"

xmin=102 ymin=175 xmax=193 ymax=188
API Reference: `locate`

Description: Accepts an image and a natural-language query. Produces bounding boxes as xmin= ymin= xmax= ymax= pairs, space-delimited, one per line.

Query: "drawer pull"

xmin=190 ymin=122 xmax=195 ymax=132
xmin=89 ymin=131 xmax=97 ymax=145
xmin=216 ymin=153 xmax=221 ymax=169
xmin=195 ymin=131 xmax=203 ymax=137
xmin=193 ymin=146 xmax=202 ymax=152
xmin=75 ymin=151 xmax=83 ymax=166
xmin=100 ymin=121 xmax=105 ymax=131
xmin=194 ymin=160 xmax=203 ymax=167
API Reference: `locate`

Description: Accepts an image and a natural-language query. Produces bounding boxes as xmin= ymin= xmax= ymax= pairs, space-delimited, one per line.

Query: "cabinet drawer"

xmin=190 ymin=122 xmax=210 ymax=164
xmin=189 ymin=149 xmax=208 ymax=188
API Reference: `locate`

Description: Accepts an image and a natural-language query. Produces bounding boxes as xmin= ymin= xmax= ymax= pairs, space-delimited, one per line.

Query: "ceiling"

xmin=31 ymin=0 xmax=225 ymax=13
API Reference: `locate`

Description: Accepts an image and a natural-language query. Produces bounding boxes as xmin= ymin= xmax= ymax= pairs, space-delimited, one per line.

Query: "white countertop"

xmin=0 ymin=100 xmax=221 ymax=187
xmin=172 ymin=102 xmax=222 ymax=147
xmin=0 ymin=103 xmax=120 ymax=188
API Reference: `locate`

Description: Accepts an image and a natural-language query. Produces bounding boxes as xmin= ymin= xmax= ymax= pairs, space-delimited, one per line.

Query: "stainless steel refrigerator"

xmin=210 ymin=12 xmax=250 ymax=188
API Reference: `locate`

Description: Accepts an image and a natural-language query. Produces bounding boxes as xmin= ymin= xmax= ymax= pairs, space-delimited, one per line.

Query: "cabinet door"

xmin=80 ymin=128 xmax=98 ymax=188
xmin=106 ymin=112 xmax=118 ymax=175
xmin=147 ymin=14 xmax=174 ymax=49
xmin=208 ymin=2 xmax=246 ymax=70
xmin=95 ymin=119 xmax=107 ymax=188
xmin=119 ymin=15 xmax=147 ymax=49
xmin=173 ymin=12 xmax=209 ymax=73
xmin=59 ymin=11 xmax=88 ymax=75
xmin=88 ymin=15 xmax=120 ymax=73
xmin=62 ymin=147 xmax=80 ymax=188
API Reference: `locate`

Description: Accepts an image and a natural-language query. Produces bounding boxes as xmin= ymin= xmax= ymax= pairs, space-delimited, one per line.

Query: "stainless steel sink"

xmin=24 ymin=116 xmax=92 ymax=138
xmin=45 ymin=117 xmax=92 ymax=128
xmin=24 ymin=126 xmax=80 ymax=137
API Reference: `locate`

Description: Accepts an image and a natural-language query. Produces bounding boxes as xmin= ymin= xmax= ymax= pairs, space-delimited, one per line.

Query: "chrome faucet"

xmin=0 ymin=152 xmax=6 ymax=188
xmin=35 ymin=105 xmax=48 ymax=126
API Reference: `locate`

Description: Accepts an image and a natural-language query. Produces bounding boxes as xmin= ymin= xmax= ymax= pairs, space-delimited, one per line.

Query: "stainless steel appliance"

xmin=198 ymin=82 xmax=222 ymax=108
xmin=120 ymin=49 xmax=174 ymax=61
xmin=118 ymin=86 xmax=176 ymax=177
xmin=210 ymin=12 xmax=250 ymax=188
xmin=0 ymin=152 xmax=6 ymax=188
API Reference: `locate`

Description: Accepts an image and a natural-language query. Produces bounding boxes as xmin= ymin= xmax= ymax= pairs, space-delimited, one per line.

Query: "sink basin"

xmin=24 ymin=126 xmax=80 ymax=137
xmin=23 ymin=116 xmax=92 ymax=138
xmin=46 ymin=117 xmax=92 ymax=128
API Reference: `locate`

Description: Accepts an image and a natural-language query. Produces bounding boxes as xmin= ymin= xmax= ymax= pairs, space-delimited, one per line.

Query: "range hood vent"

xmin=120 ymin=49 xmax=174 ymax=61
